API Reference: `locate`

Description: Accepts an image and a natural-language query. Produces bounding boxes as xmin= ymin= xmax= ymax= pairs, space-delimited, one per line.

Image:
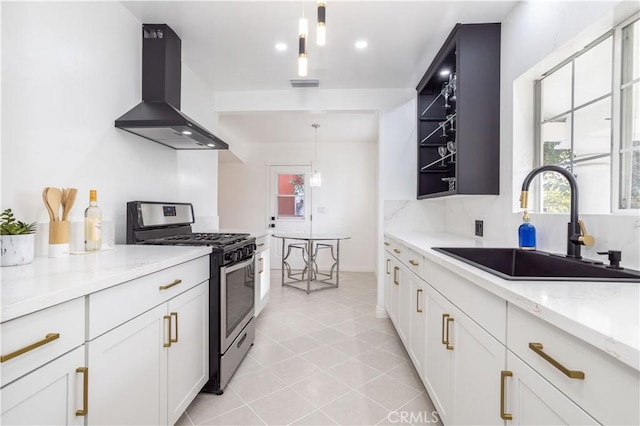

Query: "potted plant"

xmin=1 ymin=208 xmax=36 ymax=266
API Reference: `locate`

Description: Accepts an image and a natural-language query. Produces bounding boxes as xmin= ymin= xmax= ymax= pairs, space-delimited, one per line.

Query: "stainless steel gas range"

xmin=126 ymin=201 xmax=255 ymax=394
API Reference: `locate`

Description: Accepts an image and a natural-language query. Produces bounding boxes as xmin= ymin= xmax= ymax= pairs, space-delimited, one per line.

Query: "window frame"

xmin=533 ymin=13 xmax=640 ymax=215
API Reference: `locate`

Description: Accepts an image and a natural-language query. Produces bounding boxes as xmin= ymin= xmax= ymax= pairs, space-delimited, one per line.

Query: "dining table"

xmin=272 ymin=234 xmax=351 ymax=294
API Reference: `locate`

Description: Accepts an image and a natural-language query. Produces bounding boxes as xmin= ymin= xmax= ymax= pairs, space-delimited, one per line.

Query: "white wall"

xmin=1 ymin=2 xmax=221 ymax=252
xmin=219 ymin=140 xmax=377 ymax=272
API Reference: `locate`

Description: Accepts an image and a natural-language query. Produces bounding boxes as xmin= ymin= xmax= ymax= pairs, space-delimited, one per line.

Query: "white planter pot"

xmin=1 ymin=234 xmax=35 ymax=267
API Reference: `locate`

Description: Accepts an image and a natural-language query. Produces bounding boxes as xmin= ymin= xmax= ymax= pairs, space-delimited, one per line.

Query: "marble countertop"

xmin=385 ymin=231 xmax=640 ymax=371
xmin=0 ymin=245 xmax=211 ymax=323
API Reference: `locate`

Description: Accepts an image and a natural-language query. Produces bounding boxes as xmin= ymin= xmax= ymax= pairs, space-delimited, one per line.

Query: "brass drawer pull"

xmin=257 ymin=243 xmax=265 ymax=247
xmin=393 ymin=266 xmax=400 ymax=285
xmin=500 ymin=370 xmax=513 ymax=420
xmin=0 ymin=333 xmax=60 ymax=363
xmin=416 ymin=289 xmax=423 ymax=313
xmin=445 ymin=317 xmax=454 ymax=350
xmin=170 ymin=312 xmax=179 ymax=344
xmin=409 ymin=260 xmax=419 ymax=266
xmin=529 ymin=342 xmax=585 ymax=379
xmin=163 ymin=315 xmax=172 ymax=348
xmin=75 ymin=367 xmax=89 ymax=416
xmin=384 ymin=242 xmax=390 ymax=246
xmin=159 ymin=279 xmax=182 ymax=291
xmin=441 ymin=314 xmax=449 ymax=345
xmin=386 ymin=259 xmax=391 ymax=275
xmin=393 ymin=248 xmax=401 ymax=254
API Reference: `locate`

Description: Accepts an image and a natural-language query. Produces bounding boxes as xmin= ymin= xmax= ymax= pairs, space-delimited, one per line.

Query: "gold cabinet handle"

xmin=441 ymin=314 xmax=449 ymax=345
xmin=393 ymin=266 xmax=400 ymax=285
xmin=500 ymin=371 xmax=513 ymax=420
xmin=409 ymin=260 xmax=419 ymax=266
xmin=445 ymin=316 xmax=455 ymax=350
xmin=386 ymin=259 xmax=391 ymax=274
xmin=163 ymin=315 xmax=172 ymax=348
xmin=384 ymin=242 xmax=390 ymax=246
xmin=529 ymin=342 xmax=585 ymax=379
xmin=259 ymin=257 xmax=264 ymax=274
xmin=257 ymin=243 xmax=265 ymax=247
xmin=170 ymin=312 xmax=179 ymax=344
xmin=416 ymin=289 xmax=423 ymax=313
xmin=159 ymin=279 xmax=182 ymax=291
xmin=0 ymin=333 xmax=60 ymax=363
xmin=393 ymin=248 xmax=401 ymax=254
xmin=75 ymin=367 xmax=89 ymax=416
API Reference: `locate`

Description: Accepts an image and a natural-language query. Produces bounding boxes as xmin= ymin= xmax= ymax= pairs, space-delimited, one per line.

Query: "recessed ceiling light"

xmin=440 ymin=69 xmax=451 ymax=77
xmin=355 ymin=40 xmax=368 ymax=49
xmin=275 ymin=42 xmax=287 ymax=51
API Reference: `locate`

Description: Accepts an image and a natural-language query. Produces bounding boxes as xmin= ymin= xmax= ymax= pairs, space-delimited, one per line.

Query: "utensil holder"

xmin=49 ymin=221 xmax=70 ymax=258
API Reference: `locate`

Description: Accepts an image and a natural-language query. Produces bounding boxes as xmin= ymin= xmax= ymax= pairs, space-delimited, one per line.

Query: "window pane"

xmin=622 ymin=19 xmax=640 ymax=83
xmin=574 ymin=156 xmax=611 ymax=214
xmin=541 ymin=116 xmax=570 ymax=150
xmin=574 ymin=36 xmax=612 ymax=106
xmin=276 ymin=174 xmax=305 ymax=219
xmin=619 ymin=146 xmax=640 ymax=209
xmin=573 ymin=97 xmax=612 ymax=159
xmin=541 ymin=63 xmax=572 ymax=120
xmin=620 ymin=82 xmax=640 ymax=209
xmin=542 ymin=144 xmax=572 ymax=213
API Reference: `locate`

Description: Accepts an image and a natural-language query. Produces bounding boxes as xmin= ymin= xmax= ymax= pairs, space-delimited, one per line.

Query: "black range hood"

xmin=115 ymin=24 xmax=228 ymax=150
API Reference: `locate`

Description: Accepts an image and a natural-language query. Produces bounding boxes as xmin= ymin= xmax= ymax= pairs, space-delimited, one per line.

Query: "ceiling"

xmin=121 ymin=1 xmax=518 ymax=157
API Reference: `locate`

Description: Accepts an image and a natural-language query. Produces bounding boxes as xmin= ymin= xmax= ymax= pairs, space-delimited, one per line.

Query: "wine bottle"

xmin=84 ymin=189 xmax=102 ymax=252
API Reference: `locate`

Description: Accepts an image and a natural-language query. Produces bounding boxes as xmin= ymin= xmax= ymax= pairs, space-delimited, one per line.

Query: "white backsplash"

xmin=384 ymin=199 xmax=445 ymax=232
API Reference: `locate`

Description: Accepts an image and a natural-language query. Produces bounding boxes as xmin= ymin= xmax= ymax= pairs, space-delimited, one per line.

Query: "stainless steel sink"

xmin=432 ymin=247 xmax=640 ymax=282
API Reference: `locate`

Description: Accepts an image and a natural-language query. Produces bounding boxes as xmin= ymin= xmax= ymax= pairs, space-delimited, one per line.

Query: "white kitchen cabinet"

xmin=424 ymin=285 xmax=506 ymax=426
xmin=503 ymin=350 xmax=598 ymax=425
xmin=254 ymin=235 xmax=271 ymax=317
xmin=167 ymin=283 xmax=209 ymax=425
xmin=88 ymin=282 xmax=208 ymax=426
xmin=1 ymin=346 xmax=86 ymax=426
xmin=1 ymin=297 xmax=86 ymax=426
xmin=408 ymin=275 xmax=427 ymax=377
xmin=397 ymin=263 xmax=412 ymax=345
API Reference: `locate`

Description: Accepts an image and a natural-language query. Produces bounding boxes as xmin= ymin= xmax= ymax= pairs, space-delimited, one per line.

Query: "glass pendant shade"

xmin=310 ymin=170 xmax=322 ymax=187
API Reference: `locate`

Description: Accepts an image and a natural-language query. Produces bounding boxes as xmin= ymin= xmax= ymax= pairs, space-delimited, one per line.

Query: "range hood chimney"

xmin=115 ymin=24 xmax=228 ymax=150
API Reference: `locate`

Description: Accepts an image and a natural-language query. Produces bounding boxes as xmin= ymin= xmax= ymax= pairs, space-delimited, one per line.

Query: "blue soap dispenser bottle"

xmin=519 ymin=210 xmax=536 ymax=250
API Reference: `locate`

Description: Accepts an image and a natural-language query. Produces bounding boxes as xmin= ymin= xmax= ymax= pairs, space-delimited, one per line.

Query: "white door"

xmin=269 ymin=165 xmax=312 ymax=269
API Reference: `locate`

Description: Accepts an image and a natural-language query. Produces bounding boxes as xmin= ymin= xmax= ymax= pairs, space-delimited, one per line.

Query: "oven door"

xmin=220 ymin=255 xmax=255 ymax=353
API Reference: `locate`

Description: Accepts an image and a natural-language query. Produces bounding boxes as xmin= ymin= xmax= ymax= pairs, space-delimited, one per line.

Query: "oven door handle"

xmin=223 ymin=255 xmax=255 ymax=274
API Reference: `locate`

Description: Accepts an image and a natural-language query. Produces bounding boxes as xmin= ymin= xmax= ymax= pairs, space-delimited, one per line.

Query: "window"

xmin=276 ymin=174 xmax=305 ymax=219
xmin=535 ymin=15 xmax=640 ymax=213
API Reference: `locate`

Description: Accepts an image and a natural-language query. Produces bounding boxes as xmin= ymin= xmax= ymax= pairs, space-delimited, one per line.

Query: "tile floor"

xmin=178 ymin=271 xmax=441 ymax=426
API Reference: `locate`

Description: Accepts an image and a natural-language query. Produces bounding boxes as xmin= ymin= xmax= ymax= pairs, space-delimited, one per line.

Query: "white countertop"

xmin=385 ymin=231 xmax=640 ymax=371
xmin=0 ymin=245 xmax=211 ymax=323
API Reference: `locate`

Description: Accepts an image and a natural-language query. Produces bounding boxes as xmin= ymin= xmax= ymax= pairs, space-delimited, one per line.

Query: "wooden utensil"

xmin=46 ymin=187 xmax=62 ymax=221
xmin=42 ymin=187 xmax=56 ymax=222
xmin=62 ymin=188 xmax=77 ymax=221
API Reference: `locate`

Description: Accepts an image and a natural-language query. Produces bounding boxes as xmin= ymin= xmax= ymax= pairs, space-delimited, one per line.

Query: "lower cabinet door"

xmin=450 ymin=305 xmax=506 ymax=426
xmin=167 ymin=282 xmax=209 ymax=425
xmin=424 ymin=287 xmax=453 ymax=425
xmin=255 ymin=249 xmax=271 ymax=316
xmin=408 ymin=277 xmax=426 ymax=376
xmin=87 ymin=304 xmax=168 ymax=426
xmin=505 ymin=351 xmax=599 ymax=425
xmin=1 ymin=346 xmax=85 ymax=426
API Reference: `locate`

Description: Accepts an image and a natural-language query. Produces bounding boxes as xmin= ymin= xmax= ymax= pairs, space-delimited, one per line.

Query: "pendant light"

xmin=310 ymin=124 xmax=322 ymax=187
xmin=298 ymin=3 xmax=308 ymax=77
xmin=317 ymin=1 xmax=326 ymax=46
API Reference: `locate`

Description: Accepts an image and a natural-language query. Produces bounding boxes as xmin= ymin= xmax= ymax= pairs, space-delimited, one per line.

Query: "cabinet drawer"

xmin=87 ymin=256 xmax=209 ymax=340
xmin=1 ymin=298 xmax=85 ymax=386
xmin=402 ymin=248 xmax=424 ymax=276
xmin=386 ymin=238 xmax=405 ymax=260
xmin=255 ymin=235 xmax=269 ymax=251
xmin=507 ymin=305 xmax=640 ymax=425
